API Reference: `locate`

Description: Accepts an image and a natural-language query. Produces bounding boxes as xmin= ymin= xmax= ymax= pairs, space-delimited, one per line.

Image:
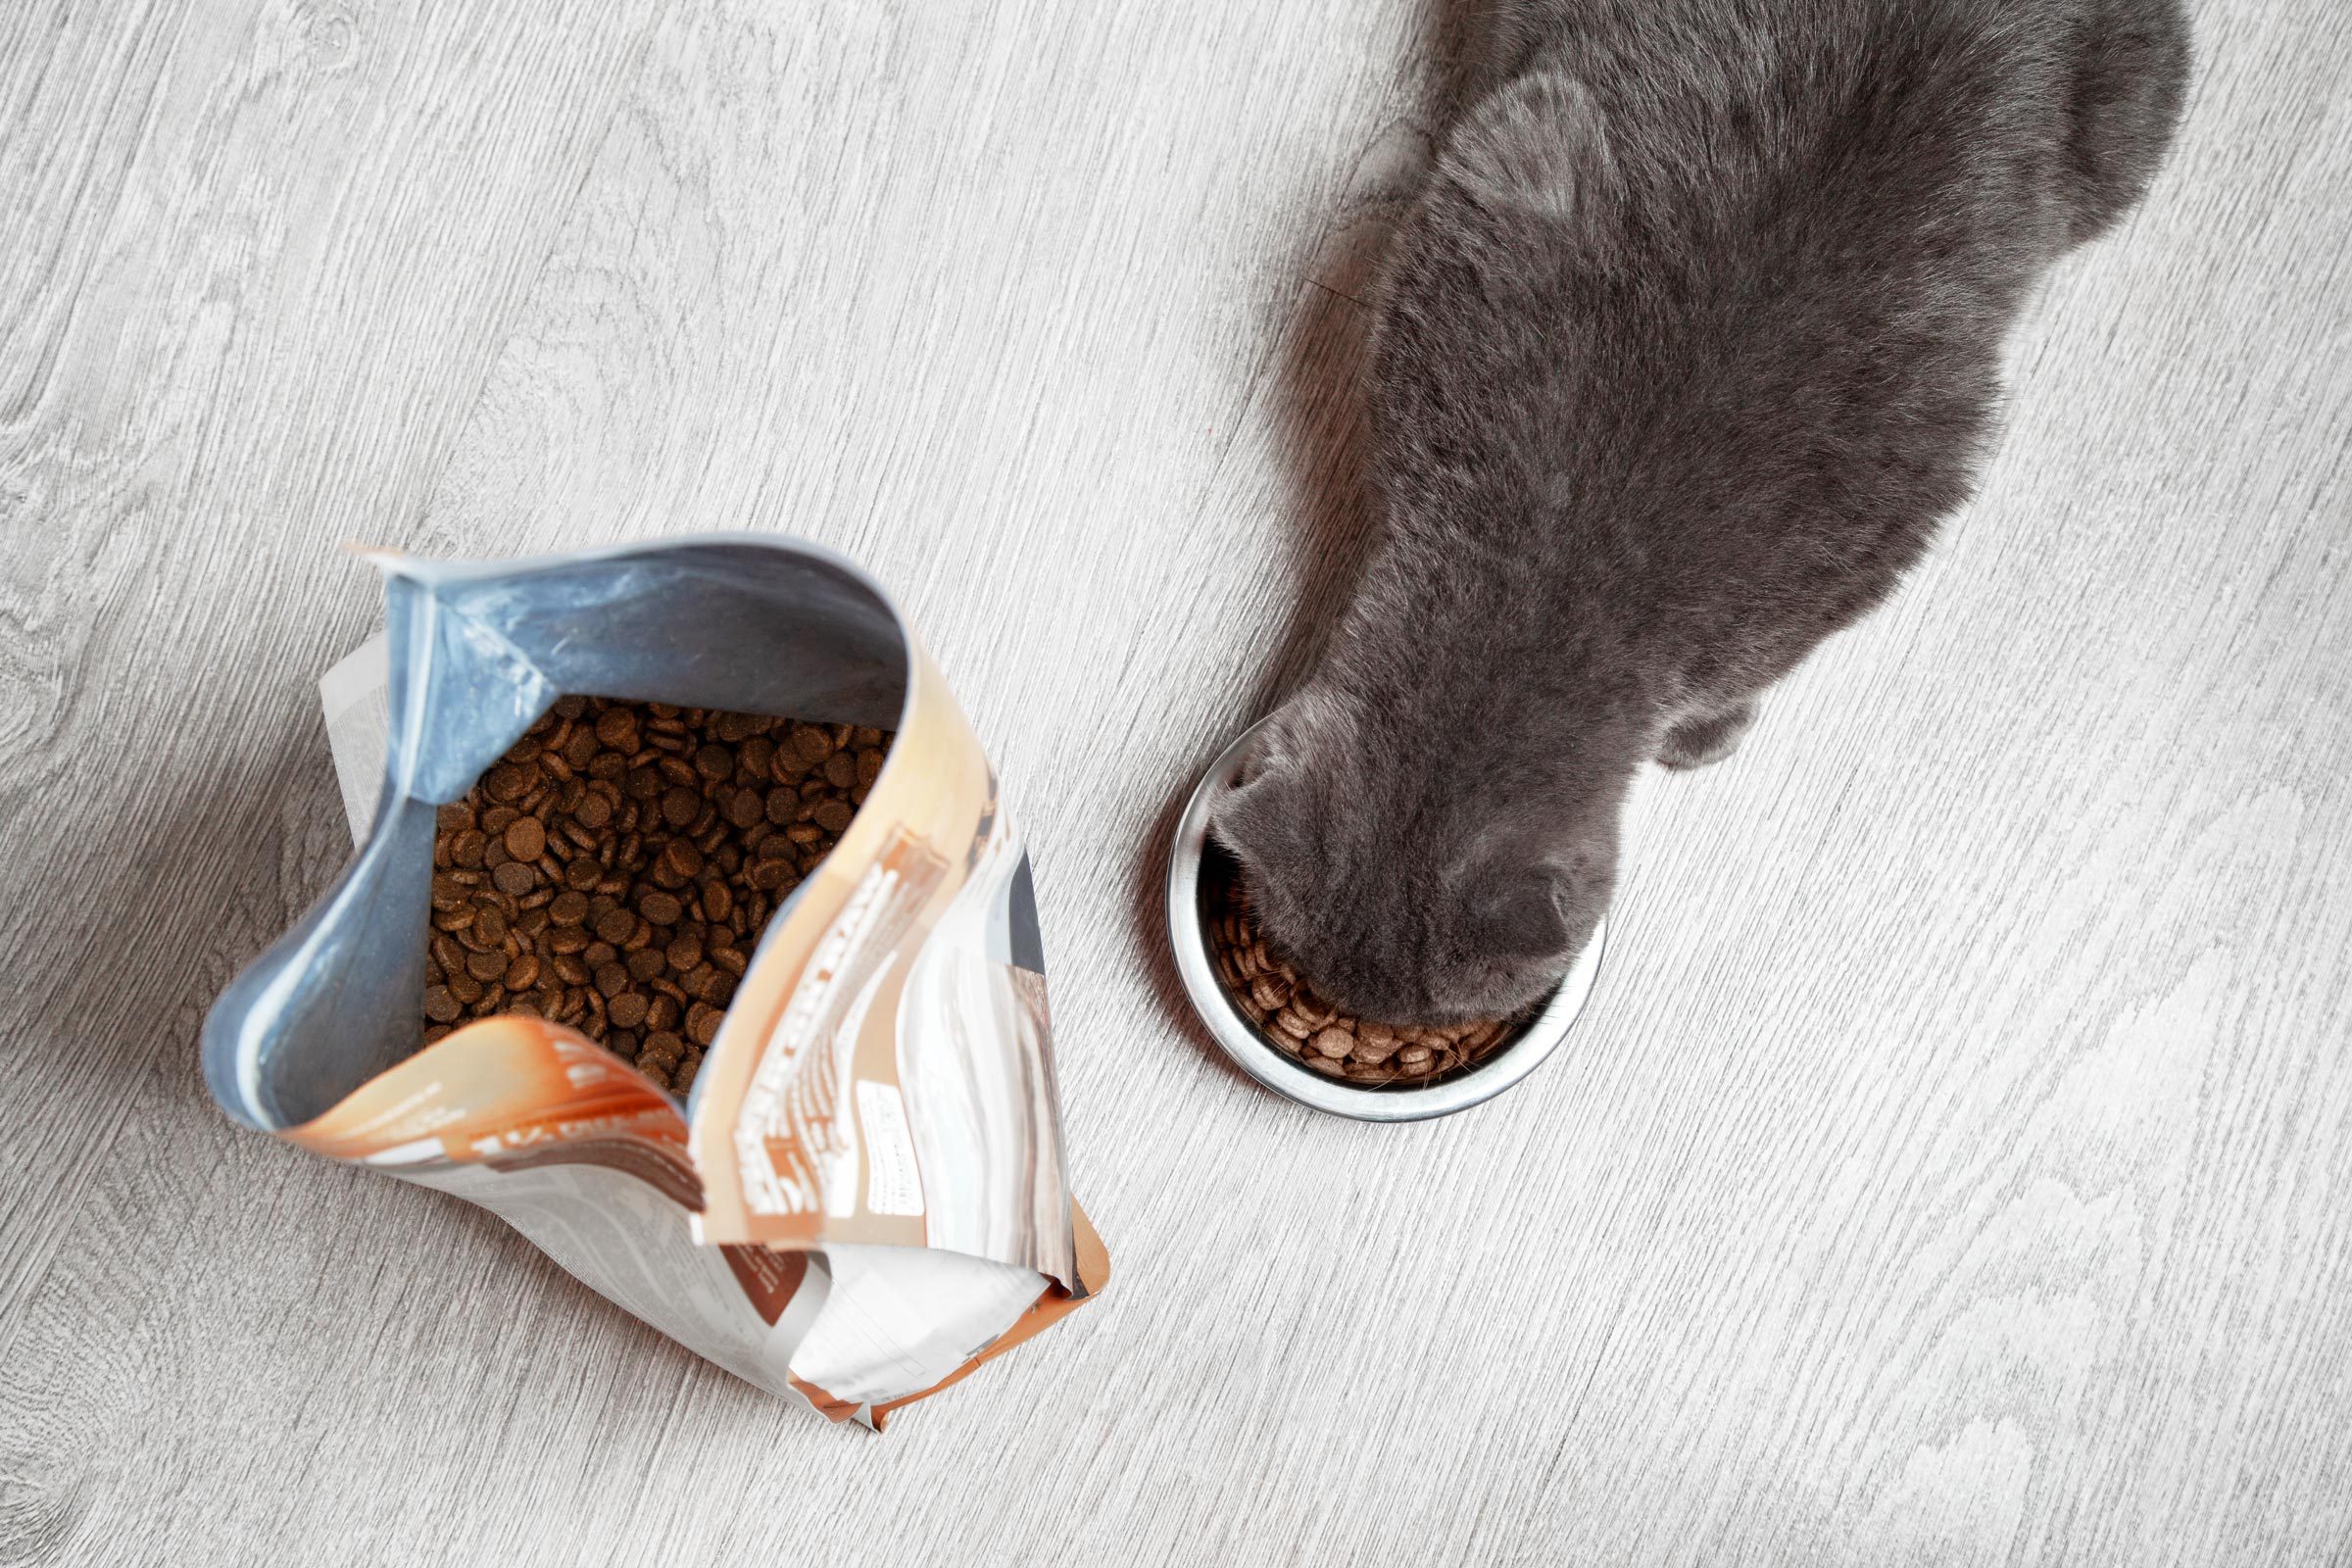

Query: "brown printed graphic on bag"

xmin=706 ymin=827 xmax=948 ymax=1250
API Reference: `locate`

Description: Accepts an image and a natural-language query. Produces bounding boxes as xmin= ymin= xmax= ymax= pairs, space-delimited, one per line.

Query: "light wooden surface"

xmin=3 ymin=0 xmax=2347 ymax=1562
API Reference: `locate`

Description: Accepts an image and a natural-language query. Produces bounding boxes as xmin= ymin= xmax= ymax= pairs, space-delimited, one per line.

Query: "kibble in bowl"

xmin=1202 ymin=865 xmax=1524 ymax=1087
xmin=1165 ymin=715 xmax=1604 ymax=1122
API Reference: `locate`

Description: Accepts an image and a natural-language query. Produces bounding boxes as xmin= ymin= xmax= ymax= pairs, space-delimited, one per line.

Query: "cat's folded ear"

xmin=1226 ymin=719 xmax=1290 ymax=793
xmin=1208 ymin=723 xmax=1293 ymax=867
xmin=1477 ymin=875 xmax=1573 ymax=958
xmin=1439 ymin=71 xmax=1607 ymax=222
xmin=1210 ymin=696 xmax=1343 ymax=872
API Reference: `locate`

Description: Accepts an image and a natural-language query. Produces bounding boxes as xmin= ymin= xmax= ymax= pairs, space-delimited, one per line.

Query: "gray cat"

xmin=1211 ymin=0 xmax=2188 ymax=1024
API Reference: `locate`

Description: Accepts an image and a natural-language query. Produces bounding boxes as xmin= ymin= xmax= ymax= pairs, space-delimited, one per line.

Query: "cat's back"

xmin=1544 ymin=0 xmax=2077 ymax=259
xmin=1370 ymin=0 xmax=2099 ymax=679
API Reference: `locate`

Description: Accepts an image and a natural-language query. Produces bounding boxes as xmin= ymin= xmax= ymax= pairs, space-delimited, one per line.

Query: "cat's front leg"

xmin=1656 ymin=699 xmax=1759 ymax=771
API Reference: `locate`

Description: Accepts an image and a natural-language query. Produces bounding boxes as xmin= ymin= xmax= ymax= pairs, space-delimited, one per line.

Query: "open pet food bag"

xmin=202 ymin=536 xmax=1107 ymax=1429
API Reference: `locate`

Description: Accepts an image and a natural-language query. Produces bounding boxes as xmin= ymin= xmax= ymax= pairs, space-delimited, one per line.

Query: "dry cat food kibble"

xmin=1205 ymin=873 xmax=1517 ymax=1086
xmin=422 ymin=695 xmax=892 ymax=1094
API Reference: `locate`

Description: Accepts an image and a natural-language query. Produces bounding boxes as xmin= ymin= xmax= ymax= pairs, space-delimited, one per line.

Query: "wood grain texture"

xmin=2 ymin=0 xmax=2347 ymax=1563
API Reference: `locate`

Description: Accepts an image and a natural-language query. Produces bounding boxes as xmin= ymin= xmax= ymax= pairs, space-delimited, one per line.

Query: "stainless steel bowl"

xmin=1164 ymin=715 xmax=1604 ymax=1122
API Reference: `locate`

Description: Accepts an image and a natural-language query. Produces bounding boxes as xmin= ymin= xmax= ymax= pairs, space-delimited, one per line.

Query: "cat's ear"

xmin=1212 ymin=695 xmax=1346 ymax=870
xmin=1478 ymin=876 xmax=1572 ymax=958
xmin=1210 ymin=726 xmax=1297 ymax=864
xmin=1439 ymin=72 xmax=1605 ymax=222
xmin=1227 ymin=722 xmax=1292 ymax=793
xmin=1227 ymin=690 xmax=1354 ymax=793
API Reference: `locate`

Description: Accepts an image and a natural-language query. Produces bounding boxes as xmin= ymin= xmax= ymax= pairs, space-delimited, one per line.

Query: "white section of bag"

xmin=387 ymin=1152 xmax=828 ymax=1401
xmin=896 ymin=810 xmax=1076 ymax=1283
xmin=855 ymin=1080 xmax=924 ymax=1216
xmin=787 ymin=1243 xmax=1045 ymax=1407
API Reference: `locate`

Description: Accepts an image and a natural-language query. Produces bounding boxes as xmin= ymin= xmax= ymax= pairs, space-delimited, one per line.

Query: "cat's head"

xmin=1207 ymin=684 xmax=1626 ymax=1025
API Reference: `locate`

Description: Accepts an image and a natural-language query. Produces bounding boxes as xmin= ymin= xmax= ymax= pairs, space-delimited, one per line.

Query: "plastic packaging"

xmin=203 ymin=536 xmax=1106 ymax=1429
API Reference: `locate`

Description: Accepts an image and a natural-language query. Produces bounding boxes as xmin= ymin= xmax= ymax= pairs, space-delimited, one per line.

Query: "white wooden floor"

xmin=4 ymin=1 xmax=2349 ymax=1563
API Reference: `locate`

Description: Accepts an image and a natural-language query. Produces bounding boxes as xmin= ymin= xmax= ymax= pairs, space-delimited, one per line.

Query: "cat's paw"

xmin=1657 ymin=702 xmax=1757 ymax=770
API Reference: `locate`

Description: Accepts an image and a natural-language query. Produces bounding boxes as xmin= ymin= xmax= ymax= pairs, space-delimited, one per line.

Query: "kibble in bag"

xmin=204 ymin=536 xmax=1106 ymax=1429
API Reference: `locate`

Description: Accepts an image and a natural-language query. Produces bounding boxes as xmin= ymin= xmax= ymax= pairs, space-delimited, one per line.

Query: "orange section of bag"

xmin=689 ymin=633 xmax=996 ymax=1250
xmin=285 ymin=1014 xmax=689 ymax=1169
